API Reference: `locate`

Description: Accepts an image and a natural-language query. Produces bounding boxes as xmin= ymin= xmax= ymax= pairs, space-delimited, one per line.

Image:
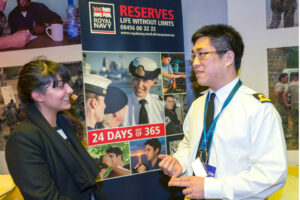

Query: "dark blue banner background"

xmin=79 ymin=0 xmax=185 ymax=199
xmin=79 ymin=0 xmax=184 ymax=52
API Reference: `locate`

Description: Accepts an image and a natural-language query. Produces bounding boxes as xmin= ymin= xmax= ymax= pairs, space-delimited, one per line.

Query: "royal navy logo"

xmin=89 ymin=2 xmax=116 ymax=34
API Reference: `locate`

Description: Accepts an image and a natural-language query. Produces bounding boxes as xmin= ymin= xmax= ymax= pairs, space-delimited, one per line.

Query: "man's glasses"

xmin=190 ymin=50 xmax=227 ymax=63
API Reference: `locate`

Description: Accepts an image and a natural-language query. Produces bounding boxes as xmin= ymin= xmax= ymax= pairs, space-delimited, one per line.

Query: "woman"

xmin=5 ymin=59 xmax=104 ymax=200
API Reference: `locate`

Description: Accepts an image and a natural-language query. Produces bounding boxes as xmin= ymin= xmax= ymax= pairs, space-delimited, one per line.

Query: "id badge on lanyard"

xmin=195 ymin=80 xmax=242 ymax=177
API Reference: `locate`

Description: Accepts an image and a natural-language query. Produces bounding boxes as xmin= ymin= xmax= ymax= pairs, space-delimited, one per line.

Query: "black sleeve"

xmin=5 ymin=130 xmax=70 ymax=200
xmin=33 ymin=3 xmax=62 ymax=25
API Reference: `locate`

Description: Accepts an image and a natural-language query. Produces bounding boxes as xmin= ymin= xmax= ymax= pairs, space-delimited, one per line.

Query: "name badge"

xmin=205 ymin=164 xmax=216 ymax=177
xmin=191 ymin=157 xmax=207 ymax=177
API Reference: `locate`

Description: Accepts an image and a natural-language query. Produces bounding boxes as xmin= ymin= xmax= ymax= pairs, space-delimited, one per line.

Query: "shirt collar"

xmin=132 ymin=92 xmax=150 ymax=104
xmin=210 ymin=77 xmax=240 ymax=105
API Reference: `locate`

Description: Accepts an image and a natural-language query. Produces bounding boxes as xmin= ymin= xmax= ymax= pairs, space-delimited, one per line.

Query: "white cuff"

xmin=204 ymin=177 xmax=223 ymax=199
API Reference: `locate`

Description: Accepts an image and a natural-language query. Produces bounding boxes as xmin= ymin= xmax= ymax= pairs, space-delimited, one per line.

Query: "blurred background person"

xmin=164 ymin=95 xmax=183 ymax=135
xmin=161 ymin=53 xmax=186 ymax=93
xmin=0 ymin=0 xmax=31 ymax=50
xmin=134 ymin=138 xmax=161 ymax=173
xmin=269 ymin=0 xmax=297 ymax=28
xmin=8 ymin=0 xmax=62 ymax=34
xmin=102 ymin=146 xmax=130 ymax=178
xmin=84 ymin=74 xmax=111 ymax=130
xmin=5 ymin=58 xmax=104 ymax=199
xmin=274 ymin=73 xmax=289 ymax=135
xmin=102 ymin=85 xmax=128 ymax=128
xmin=283 ymin=74 xmax=298 ymax=139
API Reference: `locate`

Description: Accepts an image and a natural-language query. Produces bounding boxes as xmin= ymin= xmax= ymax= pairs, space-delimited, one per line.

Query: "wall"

xmin=228 ymin=0 xmax=298 ymax=165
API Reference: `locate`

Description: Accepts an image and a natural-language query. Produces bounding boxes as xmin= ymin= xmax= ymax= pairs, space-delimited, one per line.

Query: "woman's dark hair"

xmin=18 ymin=58 xmax=71 ymax=104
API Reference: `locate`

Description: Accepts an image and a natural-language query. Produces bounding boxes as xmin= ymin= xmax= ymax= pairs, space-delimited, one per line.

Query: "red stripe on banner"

xmin=88 ymin=123 xmax=165 ymax=146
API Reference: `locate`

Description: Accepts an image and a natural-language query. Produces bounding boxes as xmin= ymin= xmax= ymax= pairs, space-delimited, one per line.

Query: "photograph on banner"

xmin=83 ymin=51 xmax=165 ymax=129
xmin=266 ymin=0 xmax=299 ymax=29
xmin=130 ymin=137 xmax=166 ymax=174
xmin=88 ymin=141 xmax=131 ymax=180
xmin=166 ymin=134 xmax=184 ymax=156
xmin=0 ymin=0 xmax=81 ymax=52
xmin=164 ymin=93 xmax=187 ymax=136
xmin=161 ymin=53 xmax=186 ymax=94
xmin=0 ymin=60 xmax=84 ymax=150
xmin=267 ymin=46 xmax=298 ymax=150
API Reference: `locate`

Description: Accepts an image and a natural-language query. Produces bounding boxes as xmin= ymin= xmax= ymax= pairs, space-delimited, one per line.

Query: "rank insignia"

xmin=135 ymin=65 xmax=145 ymax=77
xmin=253 ymin=93 xmax=271 ymax=103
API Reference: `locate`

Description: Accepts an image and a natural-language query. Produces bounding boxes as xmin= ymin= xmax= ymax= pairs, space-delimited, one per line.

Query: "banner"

xmin=79 ymin=0 xmax=185 ymax=198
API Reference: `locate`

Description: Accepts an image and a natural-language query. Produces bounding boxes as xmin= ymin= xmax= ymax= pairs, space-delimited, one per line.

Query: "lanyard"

xmin=200 ymin=80 xmax=242 ymax=153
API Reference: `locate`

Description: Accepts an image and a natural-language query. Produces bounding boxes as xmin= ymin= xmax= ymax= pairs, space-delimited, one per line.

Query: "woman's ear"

xmin=31 ymin=91 xmax=44 ymax=103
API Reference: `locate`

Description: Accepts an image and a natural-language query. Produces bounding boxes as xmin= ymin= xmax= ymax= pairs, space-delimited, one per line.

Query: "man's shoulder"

xmin=8 ymin=7 xmax=19 ymax=18
xmin=239 ymin=85 xmax=272 ymax=104
xmin=31 ymin=2 xmax=46 ymax=7
xmin=149 ymin=93 xmax=163 ymax=101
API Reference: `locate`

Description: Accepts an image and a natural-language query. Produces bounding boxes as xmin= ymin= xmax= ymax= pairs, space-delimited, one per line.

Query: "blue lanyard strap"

xmin=201 ymin=80 xmax=242 ymax=153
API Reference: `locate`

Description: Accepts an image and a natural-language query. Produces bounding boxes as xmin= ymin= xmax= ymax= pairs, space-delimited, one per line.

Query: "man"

xmin=164 ymin=95 xmax=183 ymax=135
xmin=102 ymin=85 xmax=128 ymax=128
xmin=283 ymin=74 xmax=298 ymax=138
xmin=84 ymin=73 xmax=111 ymax=130
xmin=269 ymin=0 xmax=297 ymax=28
xmin=102 ymin=146 xmax=130 ymax=178
xmin=0 ymin=0 xmax=30 ymax=50
xmin=159 ymin=24 xmax=287 ymax=200
xmin=274 ymin=73 xmax=289 ymax=135
xmin=8 ymin=0 xmax=62 ymax=34
xmin=161 ymin=53 xmax=185 ymax=94
xmin=123 ymin=57 xmax=164 ymax=126
xmin=135 ymin=138 xmax=162 ymax=173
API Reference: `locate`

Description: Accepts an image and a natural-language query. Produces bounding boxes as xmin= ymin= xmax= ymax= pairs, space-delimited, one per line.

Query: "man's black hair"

xmin=192 ymin=24 xmax=244 ymax=71
xmin=106 ymin=146 xmax=123 ymax=158
xmin=144 ymin=138 xmax=161 ymax=154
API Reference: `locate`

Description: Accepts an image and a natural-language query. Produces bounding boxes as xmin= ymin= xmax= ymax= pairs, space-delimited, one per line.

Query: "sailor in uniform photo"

xmin=123 ymin=57 xmax=164 ymax=126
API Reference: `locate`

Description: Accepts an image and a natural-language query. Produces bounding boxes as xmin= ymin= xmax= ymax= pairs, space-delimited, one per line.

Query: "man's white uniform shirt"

xmin=173 ymin=78 xmax=287 ymax=200
xmin=123 ymin=92 xmax=164 ymax=126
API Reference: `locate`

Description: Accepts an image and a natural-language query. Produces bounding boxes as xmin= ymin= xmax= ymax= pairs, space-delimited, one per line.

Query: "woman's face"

xmin=38 ymin=75 xmax=73 ymax=114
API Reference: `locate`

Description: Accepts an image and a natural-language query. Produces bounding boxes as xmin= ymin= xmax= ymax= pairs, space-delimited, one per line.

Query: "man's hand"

xmin=102 ymin=154 xmax=113 ymax=168
xmin=158 ymin=154 xmax=182 ymax=177
xmin=137 ymin=164 xmax=147 ymax=173
xmin=134 ymin=163 xmax=147 ymax=173
xmin=10 ymin=30 xmax=31 ymax=48
xmin=169 ymin=176 xmax=205 ymax=199
xmin=33 ymin=24 xmax=45 ymax=34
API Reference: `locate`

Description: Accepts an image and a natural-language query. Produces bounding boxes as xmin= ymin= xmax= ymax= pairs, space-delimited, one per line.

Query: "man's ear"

xmin=89 ymin=98 xmax=97 ymax=109
xmin=224 ymin=50 xmax=235 ymax=68
xmin=31 ymin=91 xmax=44 ymax=103
xmin=154 ymin=147 xmax=159 ymax=155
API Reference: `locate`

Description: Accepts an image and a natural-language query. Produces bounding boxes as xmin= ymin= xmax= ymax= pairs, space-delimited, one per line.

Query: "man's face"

xmin=17 ymin=0 xmax=30 ymax=11
xmin=145 ymin=144 xmax=159 ymax=162
xmin=162 ymin=56 xmax=171 ymax=65
xmin=0 ymin=0 xmax=7 ymax=12
xmin=165 ymin=97 xmax=175 ymax=110
xmin=192 ymin=36 xmax=227 ymax=91
xmin=94 ymin=95 xmax=106 ymax=122
xmin=131 ymin=76 xmax=155 ymax=99
xmin=108 ymin=153 xmax=122 ymax=166
xmin=281 ymin=75 xmax=289 ymax=83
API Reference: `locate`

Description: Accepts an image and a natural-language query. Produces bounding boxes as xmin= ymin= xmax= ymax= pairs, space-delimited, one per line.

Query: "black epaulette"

xmin=159 ymin=95 xmax=163 ymax=101
xmin=252 ymin=93 xmax=272 ymax=103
